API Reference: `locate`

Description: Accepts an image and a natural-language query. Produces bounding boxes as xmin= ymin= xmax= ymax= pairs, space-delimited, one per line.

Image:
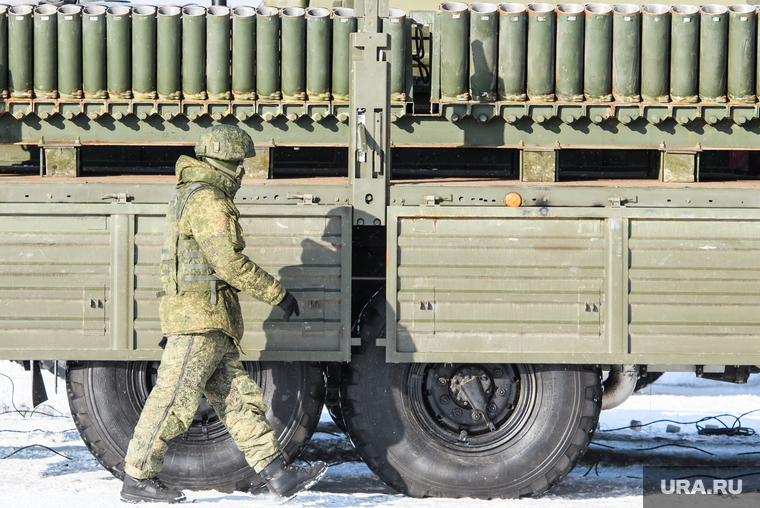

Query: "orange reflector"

xmin=504 ymin=192 xmax=522 ymax=207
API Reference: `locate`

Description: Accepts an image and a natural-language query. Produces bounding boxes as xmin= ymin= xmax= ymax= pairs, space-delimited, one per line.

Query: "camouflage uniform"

xmin=124 ymin=153 xmax=285 ymax=480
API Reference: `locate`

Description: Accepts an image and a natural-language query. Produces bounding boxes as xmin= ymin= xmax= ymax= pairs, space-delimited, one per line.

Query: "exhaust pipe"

xmin=601 ymin=364 xmax=637 ymax=410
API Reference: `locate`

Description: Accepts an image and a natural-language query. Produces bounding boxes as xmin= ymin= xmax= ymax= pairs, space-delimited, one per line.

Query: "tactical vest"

xmin=157 ymin=183 xmax=226 ymax=304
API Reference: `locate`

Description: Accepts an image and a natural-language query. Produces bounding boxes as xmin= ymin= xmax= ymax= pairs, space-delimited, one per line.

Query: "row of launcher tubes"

xmin=0 ymin=3 xmax=410 ymax=102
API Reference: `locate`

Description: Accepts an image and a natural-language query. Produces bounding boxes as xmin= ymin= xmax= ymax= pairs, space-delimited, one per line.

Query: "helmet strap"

xmin=203 ymin=157 xmax=244 ymax=182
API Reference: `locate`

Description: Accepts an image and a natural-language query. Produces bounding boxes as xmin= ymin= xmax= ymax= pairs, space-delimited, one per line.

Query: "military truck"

xmin=1 ymin=0 xmax=759 ymax=499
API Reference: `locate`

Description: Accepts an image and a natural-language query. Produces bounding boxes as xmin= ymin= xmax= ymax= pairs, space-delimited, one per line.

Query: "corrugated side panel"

xmin=134 ymin=212 xmax=345 ymax=358
xmin=0 ymin=215 xmax=111 ymax=351
xmin=629 ymin=219 xmax=760 ymax=355
xmin=395 ymin=217 xmax=605 ymax=355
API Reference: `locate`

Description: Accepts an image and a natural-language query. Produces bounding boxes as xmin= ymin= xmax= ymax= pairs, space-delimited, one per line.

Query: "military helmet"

xmin=195 ymin=125 xmax=255 ymax=162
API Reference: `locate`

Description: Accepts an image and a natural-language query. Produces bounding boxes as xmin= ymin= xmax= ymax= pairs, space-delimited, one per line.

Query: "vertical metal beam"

xmin=111 ymin=212 xmax=135 ymax=351
xmin=349 ymin=0 xmax=391 ymax=226
xmin=604 ymin=216 xmax=628 ymax=354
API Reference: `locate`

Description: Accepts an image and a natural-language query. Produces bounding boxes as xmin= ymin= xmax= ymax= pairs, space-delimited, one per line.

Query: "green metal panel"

xmin=628 ymin=219 xmax=760 ymax=355
xmin=57 ymin=5 xmax=83 ymax=100
xmin=0 ymin=197 xmax=352 ymax=362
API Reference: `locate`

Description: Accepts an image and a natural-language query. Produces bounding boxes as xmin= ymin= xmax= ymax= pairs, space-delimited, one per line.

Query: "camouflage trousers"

xmin=124 ymin=330 xmax=282 ymax=479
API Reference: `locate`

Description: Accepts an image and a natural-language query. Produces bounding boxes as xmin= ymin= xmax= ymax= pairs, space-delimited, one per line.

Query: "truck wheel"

xmin=341 ymin=339 xmax=601 ymax=498
xmin=66 ymin=360 xmax=324 ymax=493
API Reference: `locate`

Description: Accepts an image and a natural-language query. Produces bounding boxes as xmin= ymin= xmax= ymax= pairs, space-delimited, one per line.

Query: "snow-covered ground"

xmin=1 ymin=360 xmax=760 ymax=507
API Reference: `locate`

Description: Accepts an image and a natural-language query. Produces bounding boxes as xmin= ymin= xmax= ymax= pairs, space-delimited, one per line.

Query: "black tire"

xmin=341 ymin=290 xmax=602 ymax=498
xmin=67 ymin=360 xmax=324 ymax=493
xmin=635 ymin=371 xmax=664 ymax=392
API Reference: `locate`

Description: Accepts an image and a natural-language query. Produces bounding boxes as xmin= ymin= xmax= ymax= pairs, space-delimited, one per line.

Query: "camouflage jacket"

xmin=159 ymin=155 xmax=286 ymax=340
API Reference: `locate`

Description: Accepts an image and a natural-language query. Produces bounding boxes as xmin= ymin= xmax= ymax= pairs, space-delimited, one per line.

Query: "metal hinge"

xmin=423 ymin=194 xmax=453 ymax=206
xmin=608 ymin=196 xmax=637 ymax=208
xmin=102 ymin=192 xmax=130 ymax=203
xmin=287 ymin=192 xmax=317 ymax=205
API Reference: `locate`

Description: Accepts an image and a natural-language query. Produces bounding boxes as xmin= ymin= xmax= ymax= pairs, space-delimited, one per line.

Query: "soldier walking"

xmin=120 ymin=125 xmax=326 ymax=503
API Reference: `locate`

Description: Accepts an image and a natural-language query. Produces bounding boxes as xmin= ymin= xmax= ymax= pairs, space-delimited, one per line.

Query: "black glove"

xmin=277 ymin=292 xmax=300 ymax=322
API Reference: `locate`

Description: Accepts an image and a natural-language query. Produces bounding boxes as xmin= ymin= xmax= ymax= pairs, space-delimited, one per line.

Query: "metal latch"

xmin=423 ymin=194 xmax=453 ymax=206
xmin=608 ymin=196 xmax=637 ymax=207
xmin=287 ymin=192 xmax=316 ymax=205
xmin=102 ymin=192 xmax=130 ymax=203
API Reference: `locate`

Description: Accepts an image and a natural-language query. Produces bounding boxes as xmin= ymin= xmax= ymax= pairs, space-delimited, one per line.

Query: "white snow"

xmin=1 ymin=360 xmax=759 ymax=507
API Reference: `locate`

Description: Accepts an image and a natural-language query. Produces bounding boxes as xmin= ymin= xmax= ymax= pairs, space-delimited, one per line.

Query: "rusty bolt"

xmin=212 ymin=112 xmax=223 ymax=121
xmin=564 ymin=115 xmax=576 ymax=124
xmin=163 ymin=112 xmax=174 ymax=121
xmin=337 ymin=113 xmax=349 ymax=123
xmin=263 ymin=112 xmax=274 ymax=122
xmin=287 ymin=113 xmax=298 ymax=122
xmin=113 ymin=111 xmax=123 ymax=120
xmin=651 ymin=115 xmax=661 ymax=124
xmin=137 ymin=112 xmax=148 ymax=120
xmin=39 ymin=111 xmax=50 ymax=120
xmin=737 ymin=116 xmax=748 ymax=125
xmin=189 ymin=112 xmax=200 ymax=121
xmin=707 ymin=116 xmax=718 ymax=125
xmin=506 ymin=114 xmax=518 ymax=123
xmin=64 ymin=111 xmax=74 ymax=120
xmin=312 ymin=113 xmax=323 ymax=123
xmin=89 ymin=111 xmax=99 ymax=120
xmin=535 ymin=115 xmax=546 ymax=124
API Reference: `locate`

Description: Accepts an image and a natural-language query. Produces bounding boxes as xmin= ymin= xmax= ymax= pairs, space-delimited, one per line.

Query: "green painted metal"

xmin=641 ymin=4 xmax=670 ymax=103
xmin=0 ymin=6 xmax=7 ymax=98
xmin=612 ymin=4 xmax=641 ymax=103
xmin=699 ymin=4 xmax=728 ymax=103
xmin=306 ymin=7 xmax=332 ymax=101
xmin=583 ymin=3 xmax=612 ymax=102
xmin=82 ymin=5 xmax=107 ymax=100
xmin=555 ymin=3 xmax=584 ymax=102
xmin=497 ymin=3 xmax=527 ymax=101
xmin=386 ymin=203 xmax=760 ymax=364
xmin=526 ymin=3 xmax=555 ymax=101
xmin=439 ymin=2 xmax=470 ymax=102
xmin=106 ymin=6 xmax=132 ymax=100
xmin=727 ymin=4 xmax=756 ymax=103
xmin=231 ymin=6 xmax=256 ymax=101
xmin=282 ymin=7 xmax=307 ymax=101
xmin=57 ymin=5 xmax=83 ymax=100
xmin=670 ymin=5 xmax=699 ymax=102
xmin=331 ymin=8 xmax=356 ymax=101
xmin=182 ymin=6 xmax=206 ymax=100
xmin=8 ymin=5 xmax=33 ymax=99
xmin=0 ymin=196 xmax=352 ymax=362
xmin=132 ymin=6 xmax=157 ymax=101
xmin=468 ymin=3 xmax=498 ymax=102
xmin=207 ymin=6 xmax=232 ymax=101
xmin=157 ymin=6 xmax=181 ymax=101
xmin=33 ymin=5 xmax=59 ymax=100
xmin=384 ymin=8 xmax=408 ymax=101
xmin=257 ymin=6 xmax=281 ymax=101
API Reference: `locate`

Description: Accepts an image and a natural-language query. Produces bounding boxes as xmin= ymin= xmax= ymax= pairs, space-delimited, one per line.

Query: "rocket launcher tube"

xmin=132 ymin=5 xmax=157 ymax=101
xmin=527 ymin=3 xmax=556 ymax=102
xmin=584 ymin=3 xmax=613 ymax=102
xmin=0 ymin=5 xmax=9 ymax=98
xmin=232 ymin=6 xmax=256 ymax=101
xmin=641 ymin=4 xmax=670 ymax=103
xmin=306 ymin=7 xmax=331 ymax=102
xmin=555 ymin=3 xmax=585 ymax=102
xmin=57 ymin=5 xmax=83 ymax=100
xmin=699 ymin=4 xmax=729 ymax=103
xmin=82 ymin=5 xmax=107 ymax=100
xmin=331 ymin=7 xmax=356 ymax=102
xmin=34 ymin=4 xmax=58 ymax=100
xmin=384 ymin=8 xmax=408 ymax=102
xmin=670 ymin=4 xmax=699 ymax=103
xmin=282 ymin=7 xmax=307 ymax=101
xmin=9 ymin=5 xmax=33 ymax=99
xmin=157 ymin=6 xmax=181 ymax=101
xmin=469 ymin=3 xmax=498 ymax=102
xmin=257 ymin=6 xmax=281 ymax=101
xmin=183 ymin=5 xmax=207 ymax=100
xmin=439 ymin=2 xmax=470 ymax=102
xmin=727 ymin=4 xmax=756 ymax=103
xmin=612 ymin=4 xmax=642 ymax=103
xmin=498 ymin=3 xmax=527 ymax=101
xmin=207 ymin=5 xmax=231 ymax=101
xmin=107 ymin=5 xmax=132 ymax=100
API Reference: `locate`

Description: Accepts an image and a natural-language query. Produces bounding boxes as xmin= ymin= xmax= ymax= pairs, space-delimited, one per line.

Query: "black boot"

xmin=259 ymin=456 xmax=327 ymax=498
xmin=120 ymin=475 xmax=186 ymax=504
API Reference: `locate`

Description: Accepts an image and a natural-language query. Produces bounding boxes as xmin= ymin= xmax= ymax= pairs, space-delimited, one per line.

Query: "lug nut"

xmin=440 ymin=396 xmax=450 ymax=404
xmin=453 ymin=408 xmax=463 ymax=417
xmin=438 ymin=377 xmax=447 ymax=386
xmin=497 ymin=388 xmax=506 ymax=396
xmin=472 ymin=412 xmax=481 ymax=421
xmin=488 ymin=404 xmax=497 ymax=412
xmin=494 ymin=369 xmax=503 ymax=378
